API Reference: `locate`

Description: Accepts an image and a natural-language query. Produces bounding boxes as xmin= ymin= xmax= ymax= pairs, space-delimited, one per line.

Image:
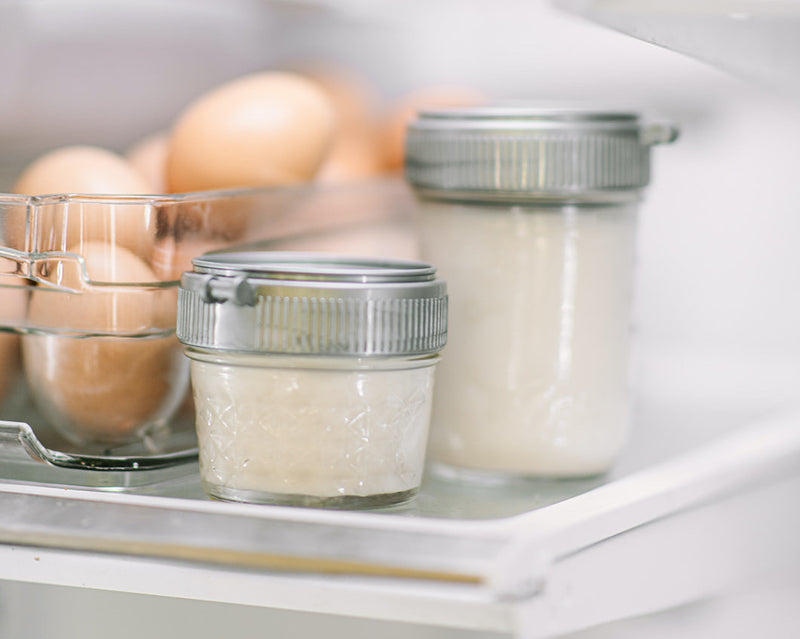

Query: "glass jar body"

xmin=186 ymin=349 xmax=439 ymax=508
xmin=418 ymin=195 xmax=638 ymax=478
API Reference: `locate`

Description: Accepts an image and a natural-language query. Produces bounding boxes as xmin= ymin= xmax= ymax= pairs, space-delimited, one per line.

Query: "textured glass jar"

xmin=406 ymin=106 xmax=677 ymax=479
xmin=177 ymin=251 xmax=447 ymax=508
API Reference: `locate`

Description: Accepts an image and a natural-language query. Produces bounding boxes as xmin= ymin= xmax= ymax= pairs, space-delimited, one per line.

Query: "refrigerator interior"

xmin=1 ymin=1 xmax=800 ymax=637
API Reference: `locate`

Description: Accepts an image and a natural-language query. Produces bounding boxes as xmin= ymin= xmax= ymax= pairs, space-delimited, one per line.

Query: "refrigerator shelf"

xmin=0 ymin=391 xmax=798 ymax=637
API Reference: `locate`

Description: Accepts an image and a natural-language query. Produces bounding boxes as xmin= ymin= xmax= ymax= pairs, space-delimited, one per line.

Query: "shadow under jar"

xmin=177 ymin=251 xmax=448 ymax=508
xmin=405 ymin=106 xmax=677 ymax=480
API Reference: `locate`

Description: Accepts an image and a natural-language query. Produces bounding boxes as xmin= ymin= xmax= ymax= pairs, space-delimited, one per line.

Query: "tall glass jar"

xmin=406 ymin=107 xmax=677 ymax=479
xmin=177 ymin=251 xmax=448 ymax=508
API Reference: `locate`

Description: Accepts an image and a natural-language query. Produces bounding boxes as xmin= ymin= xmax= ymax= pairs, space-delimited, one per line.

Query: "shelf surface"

xmin=0 ymin=384 xmax=799 ymax=636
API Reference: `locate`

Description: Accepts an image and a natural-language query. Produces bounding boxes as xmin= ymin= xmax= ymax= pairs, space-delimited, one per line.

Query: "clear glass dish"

xmin=0 ymin=179 xmax=418 ymax=472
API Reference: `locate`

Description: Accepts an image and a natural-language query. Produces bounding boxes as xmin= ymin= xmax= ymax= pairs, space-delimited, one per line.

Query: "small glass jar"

xmin=176 ymin=251 xmax=447 ymax=508
xmin=405 ymin=106 xmax=677 ymax=479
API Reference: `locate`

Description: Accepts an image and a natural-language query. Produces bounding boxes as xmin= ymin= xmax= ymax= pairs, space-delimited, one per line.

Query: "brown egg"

xmin=13 ymin=146 xmax=157 ymax=260
xmin=148 ymin=187 xmax=279 ymax=279
xmin=380 ymin=86 xmax=487 ymax=172
xmin=15 ymin=146 xmax=152 ymax=197
xmin=160 ymin=195 xmax=253 ymax=243
xmin=151 ymin=235 xmax=229 ymax=282
xmin=300 ymin=65 xmax=377 ymax=134
xmin=23 ymin=241 xmax=183 ymax=445
xmin=317 ymin=128 xmax=384 ymax=183
xmin=28 ymin=241 xmax=175 ymax=328
xmin=3 ymin=196 xmax=33 ymax=252
xmin=293 ymin=191 xmax=417 ymax=259
xmin=245 ymin=180 xmax=419 ymax=260
xmin=300 ymin=66 xmax=384 ymax=183
xmin=0 ymin=333 xmax=19 ymax=404
xmin=126 ymin=132 xmax=169 ymax=193
xmin=166 ymin=72 xmax=336 ymax=193
xmin=0 ymin=285 xmax=26 ymax=404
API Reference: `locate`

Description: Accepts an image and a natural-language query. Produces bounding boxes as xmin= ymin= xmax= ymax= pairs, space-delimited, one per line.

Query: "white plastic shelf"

xmin=0 ymin=394 xmax=799 ymax=638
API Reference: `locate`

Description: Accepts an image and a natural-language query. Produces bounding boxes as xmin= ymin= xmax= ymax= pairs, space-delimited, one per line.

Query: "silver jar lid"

xmin=405 ymin=106 xmax=678 ymax=199
xmin=177 ymin=251 xmax=448 ymax=357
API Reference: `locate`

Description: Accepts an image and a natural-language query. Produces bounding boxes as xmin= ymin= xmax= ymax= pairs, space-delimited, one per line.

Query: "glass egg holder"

xmin=0 ymin=179 xmax=417 ymax=489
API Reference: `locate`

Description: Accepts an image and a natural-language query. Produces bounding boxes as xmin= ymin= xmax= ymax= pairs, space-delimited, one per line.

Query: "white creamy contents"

xmin=421 ymin=201 xmax=637 ymax=477
xmin=190 ymin=353 xmax=436 ymax=500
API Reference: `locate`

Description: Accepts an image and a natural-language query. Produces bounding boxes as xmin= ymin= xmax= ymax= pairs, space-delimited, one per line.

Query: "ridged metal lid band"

xmin=178 ymin=288 xmax=447 ymax=356
xmin=406 ymin=132 xmax=650 ymax=193
xmin=177 ymin=252 xmax=448 ymax=357
xmin=405 ymin=107 xmax=678 ymax=196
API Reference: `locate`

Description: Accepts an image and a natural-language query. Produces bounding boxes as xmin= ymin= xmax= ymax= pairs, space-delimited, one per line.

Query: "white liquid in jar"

xmin=421 ymin=201 xmax=637 ymax=477
xmin=189 ymin=353 xmax=436 ymax=505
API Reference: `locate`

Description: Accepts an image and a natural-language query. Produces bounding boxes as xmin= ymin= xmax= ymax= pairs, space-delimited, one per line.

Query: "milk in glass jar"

xmin=406 ymin=107 xmax=676 ymax=479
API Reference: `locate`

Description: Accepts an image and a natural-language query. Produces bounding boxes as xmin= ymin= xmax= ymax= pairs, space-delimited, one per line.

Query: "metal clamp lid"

xmin=405 ymin=106 xmax=678 ymax=198
xmin=177 ymin=251 xmax=448 ymax=357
